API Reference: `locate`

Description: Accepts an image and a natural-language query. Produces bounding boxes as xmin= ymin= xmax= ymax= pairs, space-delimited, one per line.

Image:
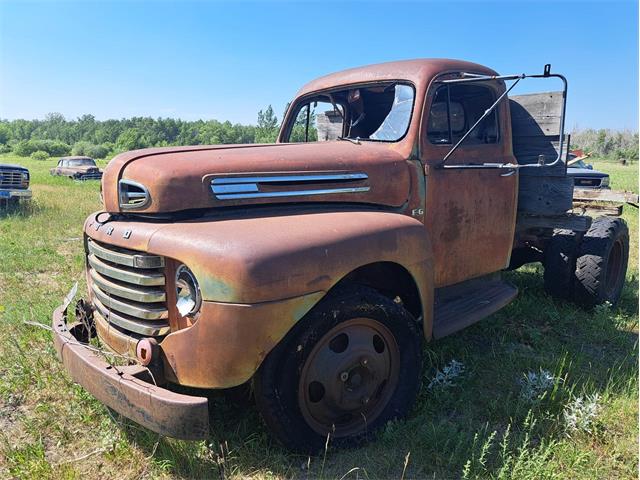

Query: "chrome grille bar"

xmin=88 ymin=240 xmax=164 ymax=269
xmin=92 ymin=297 xmax=170 ymax=336
xmin=91 ymin=283 xmax=168 ymax=320
xmin=89 ymin=268 xmax=166 ymax=303
xmin=88 ymin=254 xmax=164 ymax=286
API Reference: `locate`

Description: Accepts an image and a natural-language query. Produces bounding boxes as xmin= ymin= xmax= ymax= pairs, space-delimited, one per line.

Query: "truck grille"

xmin=79 ymin=172 xmax=102 ymax=181
xmin=87 ymin=239 xmax=170 ymax=337
xmin=0 ymin=170 xmax=25 ymax=189
xmin=574 ymin=177 xmax=602 ymax=188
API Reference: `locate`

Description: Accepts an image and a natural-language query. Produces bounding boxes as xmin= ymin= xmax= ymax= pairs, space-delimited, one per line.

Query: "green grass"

xmin=0 ymin=153 xmax=637 ymax=479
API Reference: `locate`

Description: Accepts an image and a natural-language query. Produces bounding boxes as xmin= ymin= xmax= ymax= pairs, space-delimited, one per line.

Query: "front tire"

xmin=254 ymin=286 xmax=422 ymax=453
xmin=574 ymin=217 xmax=629 ymax=307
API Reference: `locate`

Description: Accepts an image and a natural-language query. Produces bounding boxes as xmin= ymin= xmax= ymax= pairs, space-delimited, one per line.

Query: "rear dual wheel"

xmin=543 ymin=217 xmax=629 ymax=307
xmin=574 ymin=217 xmax=629 ymax=307
xmin=254 ymin=286 xmax=422 ymax=453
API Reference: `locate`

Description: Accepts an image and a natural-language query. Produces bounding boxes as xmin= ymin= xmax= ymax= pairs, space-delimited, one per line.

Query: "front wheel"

xmin=254 ymin=286 xmax=422 ymax=453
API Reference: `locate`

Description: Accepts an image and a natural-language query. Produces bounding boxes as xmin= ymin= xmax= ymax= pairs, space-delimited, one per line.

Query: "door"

xmin=421 ymin=77 xmax=518 ymax=287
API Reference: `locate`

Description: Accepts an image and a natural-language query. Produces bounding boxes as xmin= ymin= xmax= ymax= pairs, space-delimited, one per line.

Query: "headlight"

xmin=21 ymin=172 xmax=29 ymax=186
xmin=601 ymin=176 xmax=610 ymax=187
xmin=175 ymin=265 xmax=201 ymax=317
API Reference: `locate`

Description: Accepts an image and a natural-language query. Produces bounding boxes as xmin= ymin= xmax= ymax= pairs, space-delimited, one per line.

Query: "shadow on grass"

xmin=115 ymin=267 xmax=638 ymax=478
xmin=0 ymin=199 xmax=40 ymax=219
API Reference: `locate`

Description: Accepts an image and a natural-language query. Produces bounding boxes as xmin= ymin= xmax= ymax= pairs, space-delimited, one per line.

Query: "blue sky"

xmin=1 ymin=0 xmax=638 ymax=130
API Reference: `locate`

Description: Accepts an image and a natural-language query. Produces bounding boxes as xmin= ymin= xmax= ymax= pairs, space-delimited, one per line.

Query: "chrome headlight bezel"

xmin=175 ymin=264 xmax=201 ymax=317
xmin=601 ymin=176 xmax=610 ymax=187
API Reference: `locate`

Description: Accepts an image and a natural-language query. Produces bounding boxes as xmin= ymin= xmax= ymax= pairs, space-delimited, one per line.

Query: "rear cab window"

xmin=427 ymin=84 xmax=499 ymax=146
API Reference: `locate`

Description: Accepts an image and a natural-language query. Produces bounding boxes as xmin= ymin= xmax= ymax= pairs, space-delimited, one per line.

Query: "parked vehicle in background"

xmin=567 ymin=150 xmax=610 ymax=189
xmin=0 ymin=163 xmax=32 ymax=207
xmin=50 ymin=156 xmax=102 ymax=180
xmin=51 ymin=59 xmax=630 ymax=453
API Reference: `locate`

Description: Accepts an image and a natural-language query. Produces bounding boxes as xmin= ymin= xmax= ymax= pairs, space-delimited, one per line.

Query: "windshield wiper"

xmin=337 ymin=136 xmax=361 ymax=145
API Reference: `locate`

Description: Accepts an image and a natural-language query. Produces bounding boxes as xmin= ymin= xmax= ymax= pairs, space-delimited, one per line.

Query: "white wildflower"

xmin=428 ymin=360 xmax=465 ymax=390
xmin=519 ymin=369 xmax=560 ymax=402
xmin=564 ymin=393 xmax=602 ymax=435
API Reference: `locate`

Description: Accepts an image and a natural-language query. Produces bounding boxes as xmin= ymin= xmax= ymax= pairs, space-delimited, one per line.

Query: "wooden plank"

xmin=510 ymin=91 xmax=563 ymax=137
xmin=516 ymin=213 xmax=592 ymax=232
xmin=573 ymin=188 xmax=640 ymax=204
xmin=573 ymin=202 xmax=624 ymax=217
xmin=518 ymin=175 xmax=574 ymax=215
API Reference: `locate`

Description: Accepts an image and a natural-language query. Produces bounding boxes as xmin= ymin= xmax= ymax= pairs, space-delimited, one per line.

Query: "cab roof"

xmin=296 ymin=58 xmax=498 ymax=97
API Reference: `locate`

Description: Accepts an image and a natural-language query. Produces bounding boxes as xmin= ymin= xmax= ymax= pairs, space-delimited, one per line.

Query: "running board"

xmin=432 ymin=276 xmax=518 ymax=339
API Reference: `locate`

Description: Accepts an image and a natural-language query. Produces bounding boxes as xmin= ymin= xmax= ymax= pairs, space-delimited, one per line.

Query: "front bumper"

xmin=52 ymin=303 xmax=210 ymax=440
xmin=0 ymin=188 xmax=32 ymax=200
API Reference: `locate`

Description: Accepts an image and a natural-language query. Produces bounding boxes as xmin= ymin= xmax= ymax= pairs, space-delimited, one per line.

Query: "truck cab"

xmin=51 ymin=59 xmax=629 ymax=453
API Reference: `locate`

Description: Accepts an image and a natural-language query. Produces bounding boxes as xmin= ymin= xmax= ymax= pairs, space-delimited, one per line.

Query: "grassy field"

xmin=0 ymin=153 xmax=637 ymax=479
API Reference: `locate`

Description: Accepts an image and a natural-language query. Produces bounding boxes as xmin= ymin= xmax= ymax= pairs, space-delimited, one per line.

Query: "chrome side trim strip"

xmin=212 ymin=173 xmax=368 ymax=185
xmin=215 ymin=186 xmax=370 ymax=200
xmin=213 ymin=183 xmax=260 ymax=194
xmin=92 ymin=297 xmax=170 ymax=336
xmin=91 ymin=283 xmax=168 ymax=320
xmin=211 ymin=172 xmax=370 ymax=200
xmin=88 ymin=254 xmax=165 ymax=286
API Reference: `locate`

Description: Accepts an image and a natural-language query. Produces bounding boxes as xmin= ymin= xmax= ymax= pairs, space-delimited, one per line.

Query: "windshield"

xmin=68 ymin=159 xmax=95 ymax=166
xmin=284 ymin=82 xmax=415 ymax=143
xmin=574 ymin=159 xmax=591 ymax=169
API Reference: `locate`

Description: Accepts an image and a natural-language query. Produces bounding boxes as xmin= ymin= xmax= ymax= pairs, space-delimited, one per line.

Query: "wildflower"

xmin=564 ymin=393 xmax=602 ymax=435
xmin=427 ymin=360 xmax=465 ymax=390
xmin=519 ymin=369 xmax=559 ymax=402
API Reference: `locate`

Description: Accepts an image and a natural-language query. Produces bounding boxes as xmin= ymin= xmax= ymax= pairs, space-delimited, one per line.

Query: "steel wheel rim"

xmin=605 ymin=238 xmax=624 ymax=297
xmin=298 ymin=317 xmax=400 ymax=438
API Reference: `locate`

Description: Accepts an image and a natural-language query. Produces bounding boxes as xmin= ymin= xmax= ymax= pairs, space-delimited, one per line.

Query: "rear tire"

xmin=254 ymin=285 xmax=422 ymax=454
xmin=574 ymin=217 xmax=629 ymax=307
xmin=543 ymin=229 xmax=582 ymax=300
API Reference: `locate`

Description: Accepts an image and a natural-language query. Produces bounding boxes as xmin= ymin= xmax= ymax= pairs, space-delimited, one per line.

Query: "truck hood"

xmin=566 ymin=167 xmax=608 ymax=178
xmin=102 ymin=142 xmax=411 ymax=214
xmin=0 ymin=164 xmax=29 ymax=171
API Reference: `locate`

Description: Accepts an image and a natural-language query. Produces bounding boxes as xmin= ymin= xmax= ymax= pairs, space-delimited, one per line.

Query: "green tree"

xmin=255 ymin=105 xmax=279 ymax=143
xmin=116 ymin=128 xmax=146 ymax=151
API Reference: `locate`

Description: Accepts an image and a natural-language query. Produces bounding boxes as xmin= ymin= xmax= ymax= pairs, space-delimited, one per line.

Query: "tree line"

xmin=0 ymin=108 xmax=636 ymax=162
xmin=570 ymin=129 xmax=638 ymax=162
xmin=0 ymin=106 xmax=281 ymax=160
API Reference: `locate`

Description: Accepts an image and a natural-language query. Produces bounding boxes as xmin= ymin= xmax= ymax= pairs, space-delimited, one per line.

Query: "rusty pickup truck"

xmin=51 ymin=59 xmax=629 ymax=452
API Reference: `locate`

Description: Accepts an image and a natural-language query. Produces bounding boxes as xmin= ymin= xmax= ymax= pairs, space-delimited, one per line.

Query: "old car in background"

xmin=567 ymin=150 xmax=610 ymax=189
xmin=0 ymin=163 xmax=32 ymax=207
xmin=50 ymin=156 xmax=102 ymax=180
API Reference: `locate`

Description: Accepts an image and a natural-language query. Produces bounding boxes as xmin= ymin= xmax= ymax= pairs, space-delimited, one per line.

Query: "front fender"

xmin=85 ymin=210 xmax=434 ymax=388
xmin=147 ymin=210 xmax=432 ymax=307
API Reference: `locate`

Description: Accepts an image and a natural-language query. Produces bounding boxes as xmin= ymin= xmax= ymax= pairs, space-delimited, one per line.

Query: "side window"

xmin=427 ymin=84 xmax=499 ymax=145
xmin=289 ymin=100 xmax=344 ymax=143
